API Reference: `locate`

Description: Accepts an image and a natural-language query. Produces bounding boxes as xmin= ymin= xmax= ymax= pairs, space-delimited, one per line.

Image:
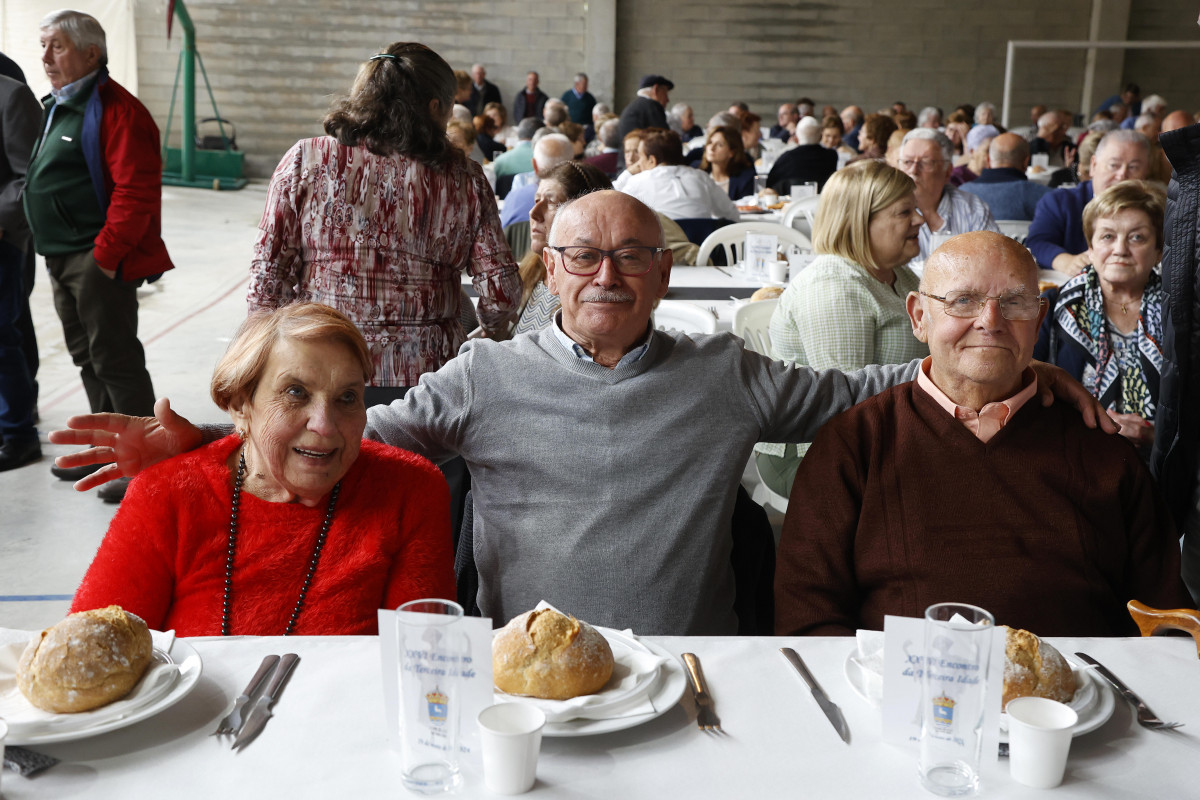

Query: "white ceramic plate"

xmin=540 ymin=638 xmax=686 ymax=738
xmin=844 ymin=651 xmax=1116 ymax=740
xmin=494 ymin=628 xmax=686 ymax=738
xmin=1 ymin=635 xmax=203 ymax=745
xmin=999 ymin=665 xmax=1116 ymax=741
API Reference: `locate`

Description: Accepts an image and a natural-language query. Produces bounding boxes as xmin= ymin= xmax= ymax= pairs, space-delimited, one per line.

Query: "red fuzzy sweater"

xmin=72 ymin=436 xmax=455 ymax=635
xmin=775 ymin=382 xmax=1190 ymax=637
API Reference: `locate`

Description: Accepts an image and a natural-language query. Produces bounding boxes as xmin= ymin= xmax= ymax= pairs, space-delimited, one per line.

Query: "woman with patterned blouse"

xmin=1034 ymin=180 xmax=1166 ymax=459
xmin=247 ymin=42 xmax=519 ymax=402
xmin=758 ymin=161 xmax=929 ymax=497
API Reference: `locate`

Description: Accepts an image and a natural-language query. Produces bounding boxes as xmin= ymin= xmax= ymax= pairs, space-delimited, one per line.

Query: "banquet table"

xmin=5 ymin=634 xmax=1197 ymax=798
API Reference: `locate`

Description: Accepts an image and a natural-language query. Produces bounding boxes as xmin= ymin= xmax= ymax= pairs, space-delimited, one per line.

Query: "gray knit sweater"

xmin=366 ymin=327 xmax=917 ymax=635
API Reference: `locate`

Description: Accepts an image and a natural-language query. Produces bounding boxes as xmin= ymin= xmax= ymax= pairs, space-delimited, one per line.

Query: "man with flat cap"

xmin=618 ymin=74 xmax=673 ymax=139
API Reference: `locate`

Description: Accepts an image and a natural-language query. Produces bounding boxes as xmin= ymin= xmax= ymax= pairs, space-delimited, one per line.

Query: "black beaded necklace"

xmin=221 ymin=449 xmax=342 ymax=636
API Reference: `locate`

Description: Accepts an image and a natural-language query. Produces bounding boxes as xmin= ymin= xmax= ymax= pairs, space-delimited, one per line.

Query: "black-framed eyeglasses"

xmin=548 ymin=245 xmax=665 ymax=276
xmin=919 ymin=290 xmax=1045 ymax=320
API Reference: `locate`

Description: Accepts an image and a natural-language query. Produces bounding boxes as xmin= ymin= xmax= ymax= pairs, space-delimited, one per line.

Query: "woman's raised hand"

xmin=48 ymin=398 xmax=204 ymax=491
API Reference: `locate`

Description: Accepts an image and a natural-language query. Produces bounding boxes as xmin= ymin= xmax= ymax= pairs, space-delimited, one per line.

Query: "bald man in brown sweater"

xmin=775 ymin=232 xmax=1189 ymax=637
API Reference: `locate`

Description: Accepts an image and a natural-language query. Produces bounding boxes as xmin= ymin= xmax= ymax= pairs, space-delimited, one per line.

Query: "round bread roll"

xmin=492 ymin=609 xmax=614 ymax=700
xmin=17 ymin=606 xmax=154 ymax=713
xmin=750 ymin=285 xmax=784 ymax=301
xmin=1002 ymin=626 xmax=1076 ymax=710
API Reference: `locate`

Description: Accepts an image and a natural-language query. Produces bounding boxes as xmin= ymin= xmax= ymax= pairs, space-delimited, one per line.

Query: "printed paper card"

xmin=378 ymin=608 xmax=494 ymax=761
xmin=744 ymin=233 xmax=778 ymax=273
xmin=881 ymin=614 xmax=1005 ymax=761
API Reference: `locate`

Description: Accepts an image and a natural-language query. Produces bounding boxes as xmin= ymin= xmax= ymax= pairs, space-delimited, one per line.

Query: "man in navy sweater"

xmin=1026 ymin=130 xmax=1150 ymax=274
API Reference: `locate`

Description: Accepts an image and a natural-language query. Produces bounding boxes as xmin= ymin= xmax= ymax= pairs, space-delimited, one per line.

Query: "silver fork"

xmin=682 ymin=652 xmax=723 ymax=733
xmin=212 ymin=654 xmax=280 ymax=738
xmin=1074 ymin=652 xmax=1184 ymax=730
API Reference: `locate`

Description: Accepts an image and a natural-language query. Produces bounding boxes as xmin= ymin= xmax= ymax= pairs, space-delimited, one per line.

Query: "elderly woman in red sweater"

xmin=71 ymin=303 xmax=455 ymax=635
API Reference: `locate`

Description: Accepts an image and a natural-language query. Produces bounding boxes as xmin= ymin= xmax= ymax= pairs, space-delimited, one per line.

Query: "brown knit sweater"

xmin=775 ymin=381 xmax=1189 ymax=637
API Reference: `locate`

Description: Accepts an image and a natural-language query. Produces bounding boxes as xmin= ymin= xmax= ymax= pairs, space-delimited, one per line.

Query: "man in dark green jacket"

xmin=25 ymin=9 xmax=173 ymax=501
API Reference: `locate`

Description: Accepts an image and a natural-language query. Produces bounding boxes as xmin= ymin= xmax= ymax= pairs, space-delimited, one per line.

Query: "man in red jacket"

xmin=776 ymin=232 xmax=1189 ymax=637
xmin=24 ymin=9 xmax=173 ymax=501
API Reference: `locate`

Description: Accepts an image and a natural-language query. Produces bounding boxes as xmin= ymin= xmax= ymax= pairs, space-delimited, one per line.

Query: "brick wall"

xmin=129 ymin=0 xmax=1191 ymax=179
xmin=1122 ymin=2 xmax=1200 ymax=115
xmin=133 ymin=0 xmax=593 ymax=177
xmin=615 ymin=0 xmax=1097 ymax=130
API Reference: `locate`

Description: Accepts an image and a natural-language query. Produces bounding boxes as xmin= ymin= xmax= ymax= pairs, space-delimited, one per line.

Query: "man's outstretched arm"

xmin=48 ymin=398 xmax=208 ymax=490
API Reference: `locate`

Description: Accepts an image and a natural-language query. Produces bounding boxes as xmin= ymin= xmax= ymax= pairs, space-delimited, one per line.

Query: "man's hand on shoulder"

xmin=1051 ymin=251 xmax=1090 ymax=277
xmin=1030 ymin=361 xmax=1119 ymax=434
xmin=48 ymin=398 xmax=203 ymax=490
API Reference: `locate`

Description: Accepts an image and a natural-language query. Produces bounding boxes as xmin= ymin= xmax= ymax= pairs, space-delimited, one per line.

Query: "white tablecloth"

xmin=4 ymin=635 xmax=1197 ymax=797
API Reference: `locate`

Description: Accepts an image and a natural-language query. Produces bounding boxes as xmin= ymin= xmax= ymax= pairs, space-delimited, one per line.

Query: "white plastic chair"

xmin=996 ymin=219 xmax=1031 ymax=244
xmin=732 ymin=298 xmax=778 ymax=359
xmin=780 ymin=196 xmax=821 ymax=238
xmin=751 ymin=460 xmax=790 ymax=515
xmin=695 ymin=222 xmax=813 ymax=268
xmin=653 ymin=300 xmax=718 ymax=335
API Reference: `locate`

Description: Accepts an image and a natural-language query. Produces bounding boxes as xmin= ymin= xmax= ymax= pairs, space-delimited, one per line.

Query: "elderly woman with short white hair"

xmin=71 ymin=303 xmax=456 ymax=636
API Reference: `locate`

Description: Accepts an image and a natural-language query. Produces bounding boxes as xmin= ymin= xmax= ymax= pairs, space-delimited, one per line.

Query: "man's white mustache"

xmin=581 ymin=289 xmax=636 ymax=303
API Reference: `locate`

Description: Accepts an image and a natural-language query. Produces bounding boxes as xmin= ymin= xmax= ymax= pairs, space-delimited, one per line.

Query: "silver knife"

xmin=780 ymin=647 xmax=851 ymax=744
xmin=233 ymin=653 xmax=300 ymax=751
xmin=212 ymin=654 xmax=279 ymax=736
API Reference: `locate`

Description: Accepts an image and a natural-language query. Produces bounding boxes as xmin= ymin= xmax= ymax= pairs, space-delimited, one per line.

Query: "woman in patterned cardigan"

xmin=247 ymin=42 xmax=519 ymax=405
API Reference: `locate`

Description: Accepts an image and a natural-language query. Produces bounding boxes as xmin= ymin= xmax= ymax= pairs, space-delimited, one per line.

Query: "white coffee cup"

xmin=478 ymin=703 xmax=547 ymax=795
xmin=1006 ymin=697 xmax=1078 ymax=789
xmin=767 ymin=260 xmax=789 ymax=284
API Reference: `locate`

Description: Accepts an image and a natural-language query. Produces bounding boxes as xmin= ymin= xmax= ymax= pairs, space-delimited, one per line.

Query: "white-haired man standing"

xmin=560 ymin=72 xmax=595 ymax=126
xmin=25 ymin=9 xmax=172 ymax=501
xmin=468 ymin=63 xmax=501 ymax=116
xmin=618 ymin=74 xmax=672 ymax=139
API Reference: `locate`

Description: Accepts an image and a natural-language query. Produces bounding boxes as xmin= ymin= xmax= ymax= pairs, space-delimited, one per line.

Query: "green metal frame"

xmin=161 ymin=0 xmax=246 ymax=190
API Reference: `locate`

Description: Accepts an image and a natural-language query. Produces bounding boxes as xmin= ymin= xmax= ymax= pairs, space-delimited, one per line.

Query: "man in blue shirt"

xmin=960 ymin=133 xmax=1050 ymax=221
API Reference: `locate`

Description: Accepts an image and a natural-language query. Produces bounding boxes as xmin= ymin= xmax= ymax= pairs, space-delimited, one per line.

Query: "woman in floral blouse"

xmin=248 ymin=42 xmax=519 ymax=403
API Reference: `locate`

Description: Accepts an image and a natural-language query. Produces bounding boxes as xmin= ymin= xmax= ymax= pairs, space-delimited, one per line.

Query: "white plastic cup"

xmin=1030 ymin=153 xmax=1050 ymax=169
xmin=1006 ymin=697 xmax=1078 ymax=789
xmin=767 ymin=260 xmax=789 ymax=284
xmin=478 ymin=703 xmax=547 ymax=795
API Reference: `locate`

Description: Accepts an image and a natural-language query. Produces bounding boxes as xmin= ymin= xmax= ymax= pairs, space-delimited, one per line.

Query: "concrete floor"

xmin=0 ymin=181 xmax=270 ymax=631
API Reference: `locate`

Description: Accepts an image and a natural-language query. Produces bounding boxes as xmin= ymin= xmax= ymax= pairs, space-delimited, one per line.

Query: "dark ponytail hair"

xmin=323 ymin=42 xmax=460 ymax=168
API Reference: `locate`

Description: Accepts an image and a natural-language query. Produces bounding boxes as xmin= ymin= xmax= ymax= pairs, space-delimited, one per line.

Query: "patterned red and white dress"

xmin=249 ymin=136 xmax=519 ymax=387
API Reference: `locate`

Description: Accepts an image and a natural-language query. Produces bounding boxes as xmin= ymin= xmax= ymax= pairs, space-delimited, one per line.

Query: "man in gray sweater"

xmin=52 ymin=192 xmax=1111 ymax=635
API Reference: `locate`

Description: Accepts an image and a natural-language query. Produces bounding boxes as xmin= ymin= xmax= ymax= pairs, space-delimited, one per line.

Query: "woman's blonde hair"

xmin=211 ymin=303 xmax=373 ymax=411
xmin=1082 ymin=180 xmax=1166 ymax=247
xmin=812 ymin=160 xmax=915 ymax=269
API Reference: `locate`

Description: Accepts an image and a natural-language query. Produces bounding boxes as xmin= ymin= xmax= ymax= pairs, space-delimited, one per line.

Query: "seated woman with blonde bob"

xmin=71 ymin=303 xmax=455 ymax=635
xmin=758 ymin=161 xmax=929 ymax=496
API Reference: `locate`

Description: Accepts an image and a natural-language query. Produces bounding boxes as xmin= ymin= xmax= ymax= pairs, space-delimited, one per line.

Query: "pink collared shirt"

xmin=916 ymin=357 xmax=1038 ymax=443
